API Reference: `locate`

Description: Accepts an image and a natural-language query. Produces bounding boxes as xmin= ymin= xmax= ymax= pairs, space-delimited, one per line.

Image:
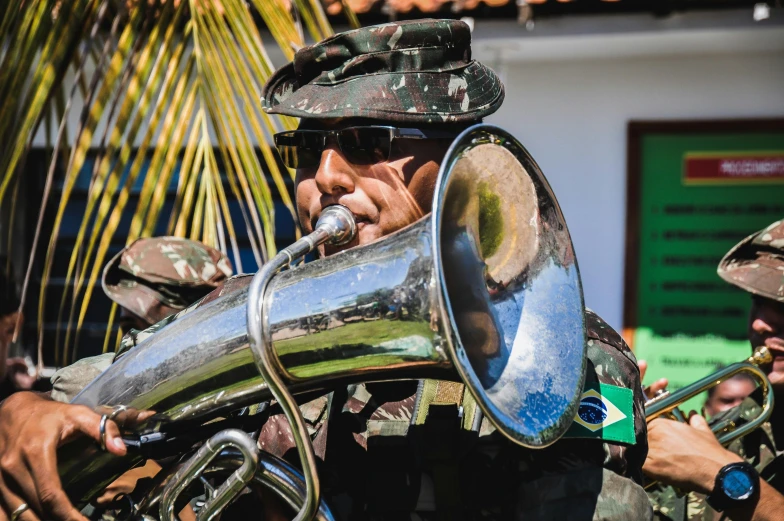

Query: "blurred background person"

xmin=19 ymin=236 xmax=233 ymax=517
xmin=0 ymin=261 xmax=35 ymax=401
xmin=703 ymin=371 xmax=756 ymax=419
xmin=51 ymin=236 xmax=233 ymax=403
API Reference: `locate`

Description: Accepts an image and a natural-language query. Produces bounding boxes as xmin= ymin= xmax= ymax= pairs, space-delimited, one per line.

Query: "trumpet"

xmin=645 ymin=346 xmax=774 ymax=446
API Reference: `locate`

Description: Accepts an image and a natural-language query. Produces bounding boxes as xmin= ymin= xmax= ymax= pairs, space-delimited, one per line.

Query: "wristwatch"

xmin=706 ymin=461 xmax=760 ymax=512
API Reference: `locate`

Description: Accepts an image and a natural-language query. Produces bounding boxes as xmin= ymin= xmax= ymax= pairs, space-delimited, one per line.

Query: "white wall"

xmin=477 ymin=23 xmax=784 ymax=330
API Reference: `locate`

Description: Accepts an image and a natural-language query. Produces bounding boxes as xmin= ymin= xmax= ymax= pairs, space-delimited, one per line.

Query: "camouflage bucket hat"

xmin=102 ymin=237 xmax=234 ymax=325
xmin=718 ymin=219 xmax=784 ymax=303
xmin=261 ymin=19 xmax=504 ymax=123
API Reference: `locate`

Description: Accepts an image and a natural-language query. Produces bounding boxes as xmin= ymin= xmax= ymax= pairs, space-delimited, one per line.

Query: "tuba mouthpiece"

xmin=316 ymin=205 xmax=356 ymax=246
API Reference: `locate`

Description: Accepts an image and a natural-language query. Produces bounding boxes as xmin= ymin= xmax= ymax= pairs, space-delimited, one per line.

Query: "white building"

xmin=468 ymin=9 xmax=784 ymax=331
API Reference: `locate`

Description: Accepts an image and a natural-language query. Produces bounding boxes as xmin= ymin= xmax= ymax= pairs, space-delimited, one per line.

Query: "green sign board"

xmin=626 ymin=121 xmax=784 ymax=412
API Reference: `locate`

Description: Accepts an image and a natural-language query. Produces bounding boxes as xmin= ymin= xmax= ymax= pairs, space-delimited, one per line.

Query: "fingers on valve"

xmin=68 ymin=406 xmax=125 ymax=456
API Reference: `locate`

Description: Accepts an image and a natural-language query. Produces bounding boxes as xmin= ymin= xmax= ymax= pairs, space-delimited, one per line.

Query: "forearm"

xmin=645 ymin=418 xmax=784 ymax=521
xmin=659 ymin=451 xmax=784 ymax=521
xmin=683 ymin=453 xmax=784 ymax=521
xmin=675 ymin=453 xmax=784 ymax=520
xmin=723 ymin=480 xmax=784 ymax=521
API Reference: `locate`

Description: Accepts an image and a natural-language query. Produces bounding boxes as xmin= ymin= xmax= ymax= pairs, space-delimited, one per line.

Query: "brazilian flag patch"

xmin=563 ymin=382 xmax=636 ymax=445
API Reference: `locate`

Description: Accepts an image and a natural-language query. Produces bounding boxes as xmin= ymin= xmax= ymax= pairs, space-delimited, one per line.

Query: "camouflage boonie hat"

xmin=261 ymin=19 xmax=504 ymax=123
xmin=718 ymin=219 xmax=784 ymax=303
xmin=102 ymin=237 xmax=233 ymax=325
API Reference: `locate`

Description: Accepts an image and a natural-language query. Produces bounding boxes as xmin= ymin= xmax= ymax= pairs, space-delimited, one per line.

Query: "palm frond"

xmin=0 ymin=0 xmax=340 ymax=365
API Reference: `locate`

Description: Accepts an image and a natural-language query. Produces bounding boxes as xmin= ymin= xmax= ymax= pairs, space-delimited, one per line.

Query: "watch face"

xmin=723 ymin=469 xmax=755 ymax=500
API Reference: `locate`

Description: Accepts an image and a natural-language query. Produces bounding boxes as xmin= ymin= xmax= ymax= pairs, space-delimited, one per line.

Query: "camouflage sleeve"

xmin=506 ymin=310 xmax=652 ymax=521
xmin=51 ymin=301 xmax=193 ymax=402
xmin=257 ymin=394 xmax=332 ymax=461
xmin=50 ymin=352 xmax=116 ymax=403
xmin=513 ymin=467 xmax=654 ymax=521
xmin=583 ymin=308 xmax=648 ymax=482
xmin=255 ymin=312 xmax=652 ymax=520
xmin=648 ymin=484 xmax=688 ymax=521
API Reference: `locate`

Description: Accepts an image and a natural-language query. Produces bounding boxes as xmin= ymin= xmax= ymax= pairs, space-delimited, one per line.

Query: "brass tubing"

xmin=247 ymin=205 xmax=356 ymax=521
xmin=645 ymin=347 xmax=774 ymax=447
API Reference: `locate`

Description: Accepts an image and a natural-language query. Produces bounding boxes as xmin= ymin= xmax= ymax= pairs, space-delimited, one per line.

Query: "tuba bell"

xmin=59 ymin=125 xmax=588 ymax=519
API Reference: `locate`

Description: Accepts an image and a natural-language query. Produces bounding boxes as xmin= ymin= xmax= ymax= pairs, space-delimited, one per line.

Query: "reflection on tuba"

xmin=645 ymin=346 xmax=774 ymax=446
xmin=59 ymin=125 xmax=587 ymax=519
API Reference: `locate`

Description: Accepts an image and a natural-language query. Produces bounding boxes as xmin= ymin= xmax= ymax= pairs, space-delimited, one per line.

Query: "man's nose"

xmin=751 ymin=317 xmax=776 ymax=337
xmin=314 ymin=145 xmax=356 ymax=196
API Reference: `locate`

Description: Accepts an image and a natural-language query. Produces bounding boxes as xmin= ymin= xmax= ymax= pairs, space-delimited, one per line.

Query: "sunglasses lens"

xmin=338 ymin=127 xmax=392 ymax=165
xmin=275 ymin=132 xmax=323 ymax=169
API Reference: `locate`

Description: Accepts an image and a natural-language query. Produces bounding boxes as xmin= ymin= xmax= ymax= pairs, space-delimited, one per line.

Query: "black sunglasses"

xmin=273 ymin=126 xmax=456 ymax=169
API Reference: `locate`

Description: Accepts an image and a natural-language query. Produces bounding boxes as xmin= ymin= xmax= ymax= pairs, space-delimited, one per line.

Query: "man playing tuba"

xmin=0 ymin=19 xmax=652 ymax=521
xmin=256 ymin=18 xmax=652 ymax=521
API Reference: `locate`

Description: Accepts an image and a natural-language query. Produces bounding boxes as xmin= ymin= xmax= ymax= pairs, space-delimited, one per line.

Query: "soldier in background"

xmin=646 ymin=220 xmax=784 ymax=521
xmin=704 ymin=372 xmax=756 ymax=419
xmin=50 ymin=236 xmax=233 ymax=403
xmin=0 ymin=237 xmax=231 ymax=521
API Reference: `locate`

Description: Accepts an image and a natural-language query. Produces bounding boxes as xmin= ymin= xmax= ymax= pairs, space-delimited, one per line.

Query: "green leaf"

xmin=2 ymin=0 xmax=338 ymax=366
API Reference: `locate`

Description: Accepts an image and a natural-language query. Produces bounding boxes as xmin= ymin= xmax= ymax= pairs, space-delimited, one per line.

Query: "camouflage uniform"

xmin=650 ymin=219 xmax=784 ymax=521
xmin=257 ymin=310 xmax=651 ymax=520
xmin=50 ymin=237 xmax=232 ymax=402
xmin=259 ymin=19 xmax=651 ymax=520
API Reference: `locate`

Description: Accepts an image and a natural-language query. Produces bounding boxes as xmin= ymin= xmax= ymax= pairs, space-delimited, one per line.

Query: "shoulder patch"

xmin=563 ymin=381 xmax=636 ymax=445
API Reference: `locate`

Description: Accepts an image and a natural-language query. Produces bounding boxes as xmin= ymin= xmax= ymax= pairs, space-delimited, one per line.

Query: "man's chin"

xmin=323 ymin=236 xmax=358 ymax=257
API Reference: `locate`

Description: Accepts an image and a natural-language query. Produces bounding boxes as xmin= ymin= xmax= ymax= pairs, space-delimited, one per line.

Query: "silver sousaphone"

xmin=60 ymin=125 xmax=587 ymax=520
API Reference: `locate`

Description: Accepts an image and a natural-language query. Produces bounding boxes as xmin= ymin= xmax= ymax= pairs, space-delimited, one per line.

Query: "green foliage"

xmin=0 ymin=0 xmax=344 ymax=366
